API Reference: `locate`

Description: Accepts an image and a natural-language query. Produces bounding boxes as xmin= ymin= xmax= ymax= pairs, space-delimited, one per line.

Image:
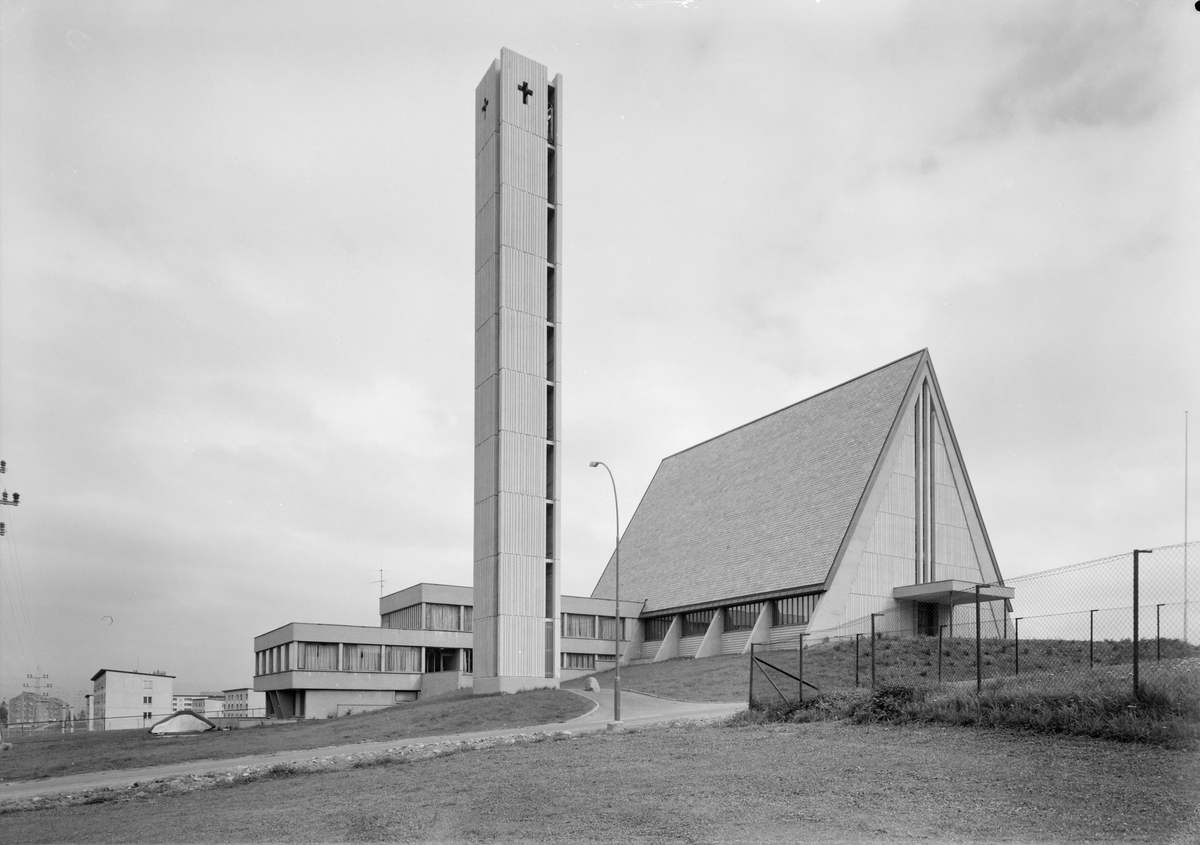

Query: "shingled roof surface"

xmin=591 ymin=351 xmax=926 ymax=613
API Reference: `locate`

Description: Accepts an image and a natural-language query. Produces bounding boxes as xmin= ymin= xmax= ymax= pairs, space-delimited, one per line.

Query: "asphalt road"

xmin=0 ymin=690 xmax=744 ymax=801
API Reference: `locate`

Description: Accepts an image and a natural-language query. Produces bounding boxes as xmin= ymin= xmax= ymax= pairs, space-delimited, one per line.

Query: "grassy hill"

xmin=0 ymin=688 xmax=590 ymax=783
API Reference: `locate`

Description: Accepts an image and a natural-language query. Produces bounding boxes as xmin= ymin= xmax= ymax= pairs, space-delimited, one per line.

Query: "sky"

xmin=1 ymin=0 xmax=1197 ymax=708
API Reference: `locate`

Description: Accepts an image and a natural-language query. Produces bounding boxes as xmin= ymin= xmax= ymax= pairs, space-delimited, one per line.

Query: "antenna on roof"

xmin=369 ymin=569 xmax=387 ymax=597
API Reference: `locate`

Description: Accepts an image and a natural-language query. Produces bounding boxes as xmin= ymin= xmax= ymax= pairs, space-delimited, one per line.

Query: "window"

xmin=342 ymin=644 xmax=382 ymax=672
xmin=143 ymin=696 xmax=152 ymax=705
xmin=463 ymin=648 xmax=473 ymax=674
xmin=562 ymin=653 xmax=595 ymax=670
xmin=143 ymin=680 xmax=153 ymax=689
xmin=597 ymin=616 xmax=628 ymax=642
xmin=425 ymin=603 xmax=462 ymax=631
xmin=724 ymin=602 xmax=764 ymax=631
xmin=382 ymin=605 xmax=423 ymax=630
xmin=774 ymin=594 xmax=819 ymax=627
xmin=562 ymin=613 xmax=596 ymax=639
xmin=385 ymin=645 xmax=422 ymax=673
xmin=643 ymin=616 xmax=672 ymax=642
xmin=143 ymin=712 xmax=152 ymax=721
xmin=299 ymin=642 xmax=338 ymax=670
xmin=462 ymin=605 xmax=473 ymax=633
xmin=682 ymin=610 xmax=715 ymax=638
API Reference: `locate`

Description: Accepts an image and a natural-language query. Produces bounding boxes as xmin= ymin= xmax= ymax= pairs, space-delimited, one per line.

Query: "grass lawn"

xmin=1 ymin=719 xmax=1195 ymax=843
xmin=0 ymin=689 xmax=591 ymax=782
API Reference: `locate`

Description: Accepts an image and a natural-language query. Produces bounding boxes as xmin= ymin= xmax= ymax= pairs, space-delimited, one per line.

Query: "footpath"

xmin=0 ymin=690 xmax=743 ymax=802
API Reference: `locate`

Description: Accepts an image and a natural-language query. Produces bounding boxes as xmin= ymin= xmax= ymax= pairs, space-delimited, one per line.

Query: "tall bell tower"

xmin=472 ymin=49 xmax=562 ymax=694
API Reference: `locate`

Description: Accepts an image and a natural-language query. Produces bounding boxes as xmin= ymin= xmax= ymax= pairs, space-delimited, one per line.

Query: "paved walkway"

xmin=0 ymin=690 xmax=744 ymax=801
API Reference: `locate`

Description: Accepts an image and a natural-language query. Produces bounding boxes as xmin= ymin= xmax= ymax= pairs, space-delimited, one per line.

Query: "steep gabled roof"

xmin=590 ymin=350 xmax=927 ymax=613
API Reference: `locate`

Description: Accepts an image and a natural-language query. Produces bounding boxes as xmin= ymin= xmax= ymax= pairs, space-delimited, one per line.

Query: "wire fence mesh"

xmin=749 ymin=541 xmax=1198 ymax=709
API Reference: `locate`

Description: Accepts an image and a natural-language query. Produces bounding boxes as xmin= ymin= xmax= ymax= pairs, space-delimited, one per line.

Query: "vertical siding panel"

xmin=500 ymin=248 xmax=545 ymax=320
xmin=500 ymin=124 xmax=546 ymax=200
xmin=474 ymin=375 xmax=498 ymax=446
xmin=476 ymin=133 xmax=499 ymax=213
xmin=500 ymin=49 xmax=548 ymax=140
xmin=498 ymin=493 xmax=545 ymax=558
xmin=497 ymin=554 xmax=544 ymax=618
xmin=474 ymin=498 xmax=497 ymax=562
xmin=499 ymin=371 xmax=546 ymax=439
xmin=475 ymin=194 xmax=497 ymax=272
xmin=498 ymin=431 xmax=545 ymax=498
xmin=474 ymin=557 xmax=497 ymax=618
xmin=678 ymin=636 xmax=703 ymax=658
xmin=474 ymin=438 xmax=497 ymax=504
xmin=721 ymin=631 xmax=751 ymax=655
xmin=475 ymin=61 xmax=499 ymax=155
xmin=475 ymin=256 xmax=498 ymax=330
xmin=499 ymin=308 xmax=545 ymax=379
xmin=475 ymin=315 xmax=498 ymax=387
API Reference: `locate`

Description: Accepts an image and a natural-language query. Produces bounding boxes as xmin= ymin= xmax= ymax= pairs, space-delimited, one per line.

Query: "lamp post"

xmin=589 ymin=461 xmax=621 ymax=726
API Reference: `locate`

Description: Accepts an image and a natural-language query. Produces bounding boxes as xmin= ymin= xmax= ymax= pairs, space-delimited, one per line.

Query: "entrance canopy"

xmin=893 ymin=580 xmax=1014 ymax=606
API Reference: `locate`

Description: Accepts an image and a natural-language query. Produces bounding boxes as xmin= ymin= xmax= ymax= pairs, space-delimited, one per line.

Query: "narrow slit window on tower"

xmin=546 ymin=325 xmax=556 ymax=382
xmin=546 ymin=384 xmax=556 ymax=440
xmin=546 ymin=266 xmax=556 ymax=323
xmin=547 ymin=147 xmax=556 ymax=205
xmin=545 ymin=502 xmax=555 ymax=558
xmin=547 ymin=207 xmax=556 ymax=263
xmin=545 ymin=443 xmax=555 ymax=500
xmin=547 ymin=84 xmax=556 ymax=142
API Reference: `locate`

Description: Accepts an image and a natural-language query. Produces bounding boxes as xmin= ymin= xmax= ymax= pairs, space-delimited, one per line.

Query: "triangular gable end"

xmin=588 ymin=351 xmax=927 ymax=613
xmin=808 ymin=352 xmax=1002 ymax=634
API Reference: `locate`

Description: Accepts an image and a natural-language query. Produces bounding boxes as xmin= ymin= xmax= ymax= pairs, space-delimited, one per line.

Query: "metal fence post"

xmin=1090 ymin=609 xmax=1096 ymax=668
xmin=1133 ymin=549 xmax=1152 ymax=699
xmin=1156 ymin=603 xmax=1164 ymax=662
xmin=1014 ymin=618 xmax=1021 ymax=676
xmin=855 ymin=633 xmax=861 ymax=688
xmin=870 ymin=614 xmax=879 ymax=691
xmin=749 ymin=642 xmax=755 ymax=709
xmin=975 ymin=584 xmax=982 ymax=694
xmin=938 ymin=624 xmax=945 ymax=685
xmin=797 ymin=634 xmax=804 ymax=704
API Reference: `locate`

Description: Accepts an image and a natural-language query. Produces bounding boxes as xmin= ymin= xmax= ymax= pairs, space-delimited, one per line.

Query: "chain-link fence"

xmin=749 ymin=541 xmax=1199 ymax=709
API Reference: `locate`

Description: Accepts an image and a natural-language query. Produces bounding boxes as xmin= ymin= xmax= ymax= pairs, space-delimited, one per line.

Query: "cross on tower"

xmin=481 ymin=97 xmax=488 ymax=115
xmin=517 ymin=81 xmax=533 ymax=104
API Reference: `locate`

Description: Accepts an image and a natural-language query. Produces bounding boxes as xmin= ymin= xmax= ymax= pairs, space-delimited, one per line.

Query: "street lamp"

xmin=589 ymin=460 xmax=621 ymax=726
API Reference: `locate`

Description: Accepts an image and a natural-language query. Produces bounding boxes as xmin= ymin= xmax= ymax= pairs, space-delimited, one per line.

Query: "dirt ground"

xmin=2 ymin=719 xmax=1197 ymax=843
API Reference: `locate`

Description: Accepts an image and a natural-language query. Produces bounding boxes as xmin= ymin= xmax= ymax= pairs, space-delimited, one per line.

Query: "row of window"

xmin=255 ymin=643 xmax=478 ymax=675
xmin=642 ymin=594 xmax=821 ymax=642
xmin=562 ymin=653 xmax=596 ymax=670
xmin=561 ymin=613 xmax=634 ymax=641
xmin=381 ymin=603 xmax=473 ymax=633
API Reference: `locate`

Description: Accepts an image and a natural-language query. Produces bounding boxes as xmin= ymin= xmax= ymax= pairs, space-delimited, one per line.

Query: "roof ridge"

xmin=662 ymin=349 xmax=928 ymax=461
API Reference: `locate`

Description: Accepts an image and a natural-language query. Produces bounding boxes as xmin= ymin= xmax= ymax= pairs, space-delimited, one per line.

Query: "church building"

xmin=250 ymin=49 xmax=1010 ymax=717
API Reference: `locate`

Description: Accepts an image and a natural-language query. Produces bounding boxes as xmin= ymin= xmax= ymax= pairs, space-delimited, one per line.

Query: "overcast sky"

xmin=1 ymin=0 xmax=1197 ymax=706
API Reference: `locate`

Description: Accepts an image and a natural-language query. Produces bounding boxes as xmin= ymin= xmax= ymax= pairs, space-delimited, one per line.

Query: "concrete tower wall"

xmin=473 ymin=49 xmax=561 ymax=694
